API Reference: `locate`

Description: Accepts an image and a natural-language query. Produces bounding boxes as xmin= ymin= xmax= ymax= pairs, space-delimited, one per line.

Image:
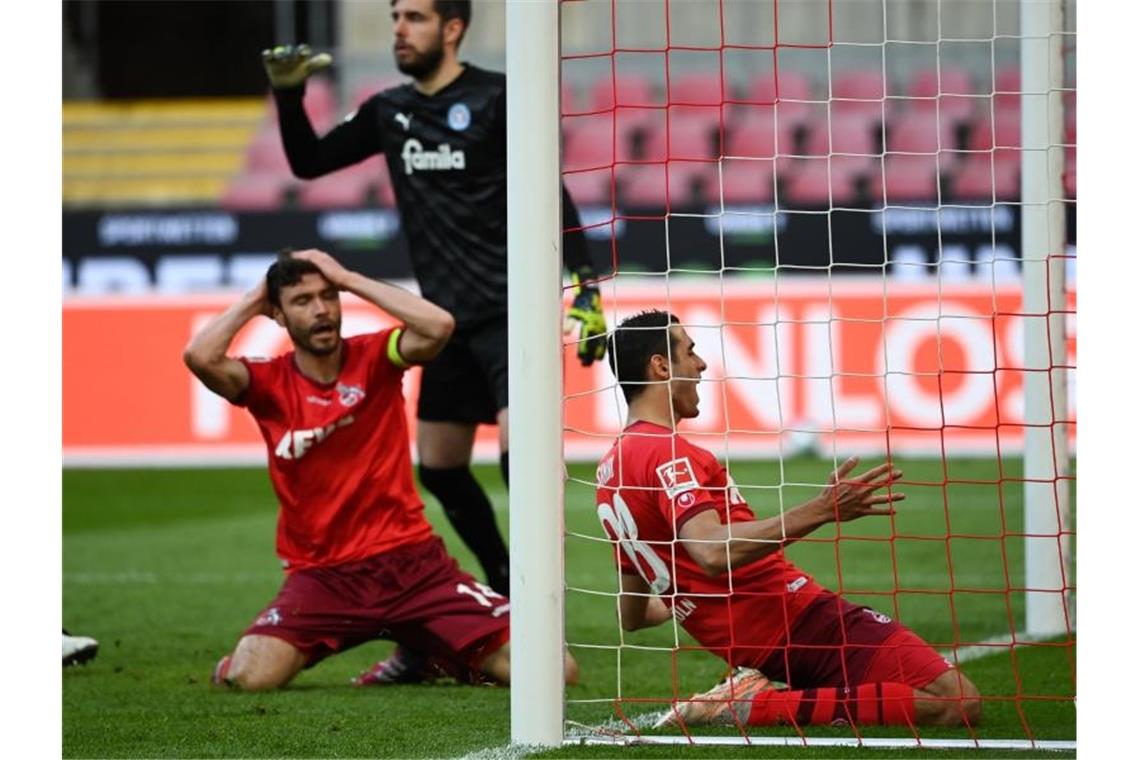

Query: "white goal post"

xmin=507 ymin=0 xmax=1073 ymax=750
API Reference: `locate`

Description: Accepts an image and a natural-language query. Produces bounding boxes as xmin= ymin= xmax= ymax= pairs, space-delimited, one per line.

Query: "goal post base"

xmin=567 ymin=736 xmax=1077 ymax=752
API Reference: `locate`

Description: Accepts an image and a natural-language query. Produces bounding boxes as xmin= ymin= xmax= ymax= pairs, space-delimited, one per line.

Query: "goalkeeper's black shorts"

xmin=417 ymin=316 xmax=508 ymax=425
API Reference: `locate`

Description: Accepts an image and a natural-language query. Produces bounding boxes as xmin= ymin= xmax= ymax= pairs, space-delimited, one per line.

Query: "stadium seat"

xmin=747 ymin=70 xmax=814 ymax=114
xmin=350 ymin=76 xmax=406 ymax=109
xmin=969 ymin=110 xmax=1021 ymax=163
xmin=886 ymin=111 xmax=956 ymax=155
xmin=220 ymin=174 xmax=291 ymax=211
xmin=1064 ymin=150 xmax=1076 ymax=199
xmin=669 ymin=72 xmax=727 ymax=107
xmin=563 ymin=109 xmax=660 ymax=170
xmin=719 ymin=159 xmax=775 ymax=205
xmin=563 ymin=168 xmax=614 ymax=207
xmin=725 ymin=108 xmax=781 ymax=159
xmin=589 ymin=74 xmax=659 ymax=111
xmin=244 ymin=129 xmax=293 ymax=174
xmin=645 ymin=108 xmax=721 ymax=161
xmin=906 ymin=67 xmax=978 ymax=123
xmin=297 ymin=159 xmax=393 ymax=209
xmin=805 ymin=111 xmax=881 ymax=158
xmin=830 ymin=70 xmax=886 ymax=117
xmin=879 ymin=154 xmax=940 ymax=204
xmin=952 ymin=155 xmax=1019 ymax=201
xmin=993 ymin=66 xmax=1021 ymax=115
xmin=780 ymin=155 xmax=874 ymax=207
xmin=616 ymin=162 xmax=713 ymax=208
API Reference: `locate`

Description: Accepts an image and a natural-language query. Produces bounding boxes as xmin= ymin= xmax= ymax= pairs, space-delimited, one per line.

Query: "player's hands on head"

xmin=564 ymin=271 xmax=608 ymax=366
xmin=291 ymin=248 xmax=352 ymax=289
xmin=816 ymin=456 xmax=905 ymax=523
xmin=246 ymin=279 xmax=274 ymax=318
xmin=261 ymin=44 xmax=333 ymax=89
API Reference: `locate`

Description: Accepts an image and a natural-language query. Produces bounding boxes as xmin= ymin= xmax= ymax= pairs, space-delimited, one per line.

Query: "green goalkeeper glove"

xmin=566 ymin=271 xmax=608 ymax=367
xmin=261 ymin=44 xmax=333 ymax=89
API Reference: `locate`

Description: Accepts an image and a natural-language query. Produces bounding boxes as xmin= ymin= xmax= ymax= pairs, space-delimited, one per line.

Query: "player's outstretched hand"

xmin=565 ymin=272 xmax=608 ymax=366
xmin=291 ymin=248 xmax=352 ymax=289
xmin=815 ymin=456 xmax=905 ymax=523
xmin=261 ymin=44 xmax=333 ymax=89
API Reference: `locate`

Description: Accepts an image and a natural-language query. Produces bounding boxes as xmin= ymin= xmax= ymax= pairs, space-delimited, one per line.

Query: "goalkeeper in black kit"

xmin=262 ymin=0 xmax=606 ymax=685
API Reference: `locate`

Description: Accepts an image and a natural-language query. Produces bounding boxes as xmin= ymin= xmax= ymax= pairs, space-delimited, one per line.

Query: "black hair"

xmin=607 ymin=310 xmax=680 ymax=402
xmin=391 ymin=0 xmax=471 ymax=44
xmin=265 ymin=250 xmax=323 ymax=308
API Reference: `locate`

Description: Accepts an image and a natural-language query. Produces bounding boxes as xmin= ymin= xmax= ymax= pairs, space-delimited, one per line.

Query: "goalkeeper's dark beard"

xmin=394 ymin=32 xmax=445 ymax=79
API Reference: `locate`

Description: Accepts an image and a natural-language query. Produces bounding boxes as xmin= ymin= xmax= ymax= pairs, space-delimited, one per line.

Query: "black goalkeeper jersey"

xmin=274 ymin=64 xmax=591 ymax=328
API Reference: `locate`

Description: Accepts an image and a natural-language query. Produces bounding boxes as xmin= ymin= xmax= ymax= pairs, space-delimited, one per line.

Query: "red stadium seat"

xmin=350 ymin=76 xmax=406 ymax=109
xmin=590 ymin=74 xmax=659 ymax=111
xmin=804 ymin=111 xmax=880 ymax=157
xmin=563 ymin=109 xmax=662 ymax=170
xmin=563 ymin=168 xmax=614 ymax=207
xmin=830 ymin=70 xmax=886 ymax=117
xmin=952 ymin=156 xmax=1019 ymax=201
xmin=298 ymin=157 xmax=394 ymax=209
xmin=780 ymin=155 xmax=874 ymax=206
xmin=887 ymin=111 xmax=956 ymax=155
xmin=645 ymin=107 xmax=721 ymax=161
xmin=725 ymin=108 xmax=780 ymax=159
xmin=221 ymin=174 xmax=291 ymax=211
xmin=719 ymin=160 xmax=775 ymax=205
xmin=244 ymin=129 xmax=293 ymax=175
xmin=1064 ymin=150 xmax=1076 ymax=199
xmin=969 ymin=110 xmax=1021 ymax=163
xmin=669 ymin=72 xmax=726 ymax=107
xmin=879 ymin=154 xmax=940 ymax=203
xmin=906 ymin=67 xmax=978 ymax=122
xmin=616 ymin=162 xmax=713 ymax=208
xmin=993 ymin=67 xmax=1021 ymax=115
xmin=747 ymin=70 xmax=813 ymax=111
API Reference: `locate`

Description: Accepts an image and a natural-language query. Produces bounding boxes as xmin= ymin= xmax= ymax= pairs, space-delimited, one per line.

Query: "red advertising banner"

xmin=63 ymin=280 xmax=1075 ymax=466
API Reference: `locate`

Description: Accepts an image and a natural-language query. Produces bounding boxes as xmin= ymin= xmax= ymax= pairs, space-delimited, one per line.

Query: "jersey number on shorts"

xmin=597 ymin=493 xmax=672 ymax=594
xmin=456 ymin=581 xmax=503 ymax=607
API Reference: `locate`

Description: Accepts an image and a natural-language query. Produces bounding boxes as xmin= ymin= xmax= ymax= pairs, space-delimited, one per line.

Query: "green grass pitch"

xmin=63 ymin=458 xmax=1074 ymax=758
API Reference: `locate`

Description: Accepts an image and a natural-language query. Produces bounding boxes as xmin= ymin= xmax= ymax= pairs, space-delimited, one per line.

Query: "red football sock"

xmin=747 ymin=682 xmax=916 ymax=726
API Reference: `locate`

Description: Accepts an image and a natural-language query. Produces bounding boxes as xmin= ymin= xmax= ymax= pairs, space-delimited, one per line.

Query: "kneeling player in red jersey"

xmin=184 ymin=249 xmax=578 ymax=690
xmin=595 ymin=310 xmax=979 ymax=729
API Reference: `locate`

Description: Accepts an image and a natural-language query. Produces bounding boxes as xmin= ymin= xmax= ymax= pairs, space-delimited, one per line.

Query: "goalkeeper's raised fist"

xmin=261 ymin=44 xmax=333 ymax=89
xmin=565 ymin=271 xmax=608 ymax=367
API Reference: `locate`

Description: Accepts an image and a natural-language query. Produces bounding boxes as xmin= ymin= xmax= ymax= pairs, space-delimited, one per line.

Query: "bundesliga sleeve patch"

xmin=656 ymin=457 xmax=699 ymax=499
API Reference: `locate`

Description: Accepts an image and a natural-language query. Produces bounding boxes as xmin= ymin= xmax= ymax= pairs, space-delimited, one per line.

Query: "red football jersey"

xmin=236 ymin=328 xmax=434 ymax=571
xmin=595 ymin=420 xmax=825 ymax=667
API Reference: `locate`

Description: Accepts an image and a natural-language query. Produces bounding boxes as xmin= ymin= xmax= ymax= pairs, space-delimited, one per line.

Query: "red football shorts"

xmin=243 ymin=536 xmax=510 ymax=671
xmin=759 ymin=592 xmax=952 ymax=690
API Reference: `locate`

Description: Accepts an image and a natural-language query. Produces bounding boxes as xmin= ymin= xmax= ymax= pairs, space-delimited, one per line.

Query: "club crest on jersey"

xmin=401 ymin=138 xmax=466 ymax=175
xmin=447 ymin=102 xmax=471 ymax=131
xmin=336 ymin=383 xmax=365 ymax=407
xmin=656 ymin=457 xmax=698 ymax=498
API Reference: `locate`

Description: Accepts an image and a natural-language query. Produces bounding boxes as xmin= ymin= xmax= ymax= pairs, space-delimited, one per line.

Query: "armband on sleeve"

xmin=386 ymin=328 xmax=410 ymax=369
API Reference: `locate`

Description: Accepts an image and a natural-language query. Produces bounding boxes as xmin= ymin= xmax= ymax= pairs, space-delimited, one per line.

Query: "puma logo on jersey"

xmin=394 ymin=112 xmax=412 ymax=131
xmin=401 ymin=138 xmax=466 ymax=175
xmin=274 ymin=415 xmax=355 ymax=460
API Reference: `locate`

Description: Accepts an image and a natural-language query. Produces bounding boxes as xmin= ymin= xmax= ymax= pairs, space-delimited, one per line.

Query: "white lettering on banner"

xmin=802 ymin=306 xmax=879 ymax=430
xmin=681 ymin=307 xmax=793 ymax=433
xmin=880 ymin=303 xmax=996 ymax=428
xmin=401 ymin=139 xmax=466 ymax=175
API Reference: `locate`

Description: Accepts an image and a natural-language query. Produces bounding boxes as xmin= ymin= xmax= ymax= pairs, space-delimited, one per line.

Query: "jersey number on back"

xmin=597 ymin=493 xmax=672 ymax=594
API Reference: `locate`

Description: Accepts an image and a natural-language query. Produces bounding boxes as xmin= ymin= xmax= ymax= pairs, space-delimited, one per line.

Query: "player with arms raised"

xmin=260 ymin=0 xmax=605 ymax=605
xmin=596 ymin=311 xmax=980 ymax=729
xmin=184 ymin=249 xmax=577 ymax=690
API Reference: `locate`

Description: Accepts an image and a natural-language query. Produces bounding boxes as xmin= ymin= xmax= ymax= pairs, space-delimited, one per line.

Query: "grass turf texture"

xmin=63 ymin=458 xmax=1075 ymax=758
